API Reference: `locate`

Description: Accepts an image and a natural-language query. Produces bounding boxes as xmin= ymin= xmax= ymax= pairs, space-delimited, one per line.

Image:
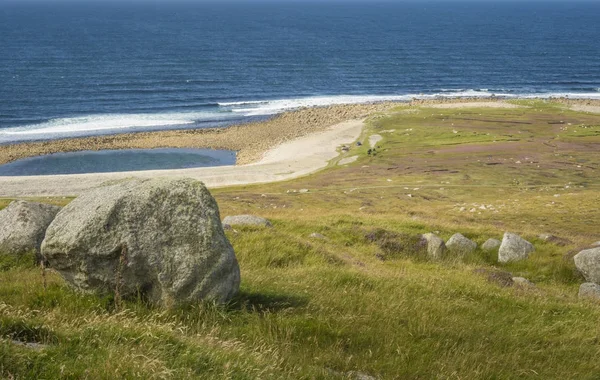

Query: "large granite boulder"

xmin=421 ymin=233 xmax=447 ymax=260
xmin=0 ymin=200 xmax=61 ymax=258
xmin=222 ymin=215 xmax=272 ymax=228
xmin=42 ymin=178 xmax=240 ymax=307
xmin=574 ymin=247 xmax=600 ymax=283
xmin=446 ymin=233 xmax=477 ymax=255
xmin=481 ymin=238 xmax=501 ymax=252
xmin=498 ymin=233 xmax=534 ymax=263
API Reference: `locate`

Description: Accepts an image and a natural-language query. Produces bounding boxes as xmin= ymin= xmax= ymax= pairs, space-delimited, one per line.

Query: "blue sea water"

xmin=1 ymin=0 xmax=599 ymax=144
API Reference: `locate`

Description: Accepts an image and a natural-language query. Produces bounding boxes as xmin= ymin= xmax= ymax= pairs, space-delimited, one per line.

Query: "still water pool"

xmin=0 ymin=148 xmax=236 ymax=176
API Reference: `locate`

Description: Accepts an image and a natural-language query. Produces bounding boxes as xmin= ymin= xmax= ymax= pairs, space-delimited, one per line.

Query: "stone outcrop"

xmin=446 ymin=233 xmax=477 ymax=255
xmin=222 ymin=215 xmax=272 ymax=228
xmin=421 ymin=233 xmax=447 ymax=260
xmin=498 ymin=233 xmax=534 ymax=263
xmin=481 ymin=238 xmax=501 ymax=252
xmin=578 ymin=283 xmax=600 ymax=301
xmin=574 ymin=247 xmax=600 ymax=284
xmin=0 ymin=200 xmax=61 ymax=258
xmin=42 ymin=178 xmax=240 ymax=307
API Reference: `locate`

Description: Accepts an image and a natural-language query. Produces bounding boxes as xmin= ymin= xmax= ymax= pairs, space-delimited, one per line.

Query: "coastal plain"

xmin=2 ymin=99 xmax=600 ymax=379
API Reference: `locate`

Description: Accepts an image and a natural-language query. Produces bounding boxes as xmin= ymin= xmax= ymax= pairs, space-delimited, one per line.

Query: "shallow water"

xmin=0 ymin=148 xmax=236 ymax=176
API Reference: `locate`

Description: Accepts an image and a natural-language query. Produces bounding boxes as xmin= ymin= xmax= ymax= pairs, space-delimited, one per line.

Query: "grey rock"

xmin=498 ymin=233 xmax=535 ymax=263
xmin=578 ymin=283 xmax=600 ymax=301
xmin=421 ymin=233 xmax=447 ymax=260
xmin=309 ymin=232 xmax=326 ymax=240
xmin=592 ymin=241 xmax=600 ymax=247
xmin=538 ymin=233 xmax=571 ymax=247
xmin=512 ymin=277 xmax=535 ymax=287
xmin=298 ymin=189 xmax=310 ymax=194
xmin=481 ymin=238 xmax=501 ymax=252
xmin=0 ymin=200 xmax=61 ymax=257
xmin=574 ymin=247 xmax=600 ymax=283
xmin=222 ymin=215 xmax=272 ymax=227
xmin=42 ymin=178 xmax=240 ymax=307
xmin=473 ymin=268 xmax=513 ymax=287
xmin=446 ymin=233 xmax=477 ymax=255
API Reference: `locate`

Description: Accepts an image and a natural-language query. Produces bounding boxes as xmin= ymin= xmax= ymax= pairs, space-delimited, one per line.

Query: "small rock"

xmin=574 ymin=247 xmax=600 ymax=283
xmin=0 ymin=200 xmax=61 ymax=259
xmin=347 ymin=371 xmax=378 ymax=380
xmin=579 ymin=283 xmax=600 ymax=301
xmin=473 ymin=268 xmax=513 ymax=287
xmin=512 ymin=277 xmax=535 ymax=287
xmin=298 ymin=189 xmax=310 ymax=194
xmin=498 ymin=233 xmax=535 ymax=263
xmin=421 ymin=233 xmax=447 ymax=260
xmin=446 ymin=233 xmax=477 ymax=255
xmin=10 ymin=340 xmax=48 ymax=351
xmin=592 ymin=241 xmax=600 ymax=247
xmin=309 ymin=233 xmax=326 ymax=240
xmin=539 ymin=233 xmax=572 ymax=246
xmin=222 ymin=215 xmax=273 ymax=228
xmin=356 ymin=141 xmax=363 ymax=146
xmin=481 ymin=238 xmax=501 ymax=252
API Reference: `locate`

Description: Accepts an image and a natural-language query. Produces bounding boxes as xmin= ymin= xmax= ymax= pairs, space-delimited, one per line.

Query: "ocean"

xmin=1 ymin=0 xmax=599 ymax=144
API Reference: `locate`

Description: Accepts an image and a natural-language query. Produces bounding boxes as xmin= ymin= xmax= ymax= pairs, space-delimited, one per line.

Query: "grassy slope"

xmin=1 ymin=101 xmax=600 ymax=379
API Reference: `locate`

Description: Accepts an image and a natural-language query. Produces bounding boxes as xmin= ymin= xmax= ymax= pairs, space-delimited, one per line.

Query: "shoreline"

xmin=0 ymin=118 xmax=366 ymax=197
xmin=1 ymin=97 xmax=599 ymax=197
xmin=0 ymin=102 xmax=395 ymax=167
xmin=0 ymin=98 xmax=599 ymax=167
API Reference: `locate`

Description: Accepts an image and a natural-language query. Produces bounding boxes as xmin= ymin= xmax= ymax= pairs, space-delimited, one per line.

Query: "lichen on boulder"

xmin=41 ymin=178 xmax=240 ymax=307
xmin=0 ymin=200 xmax=61 ymax=259
xmin=498 ymin=233 xmax=534 ymax=263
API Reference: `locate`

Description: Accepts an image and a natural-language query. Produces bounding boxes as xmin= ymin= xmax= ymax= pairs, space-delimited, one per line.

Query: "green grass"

xmin=1 ymin=101 xmax=600 ymax=378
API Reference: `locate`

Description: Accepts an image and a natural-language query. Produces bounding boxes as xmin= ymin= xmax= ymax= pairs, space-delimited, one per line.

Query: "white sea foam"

xmin=3 ymin=91 xmax=600 ymax=143
xmin=219 ymin=95 xmax=415 ymax=116
xmin=219 ymin=91 xmax=600 ymax=117
xmin=0 ymin=111 xmax=230 ymax=141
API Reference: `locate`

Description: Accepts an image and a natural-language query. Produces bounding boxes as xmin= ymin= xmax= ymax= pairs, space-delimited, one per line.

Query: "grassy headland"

xmin=1 ymin=100 xmax=600 ymax=378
